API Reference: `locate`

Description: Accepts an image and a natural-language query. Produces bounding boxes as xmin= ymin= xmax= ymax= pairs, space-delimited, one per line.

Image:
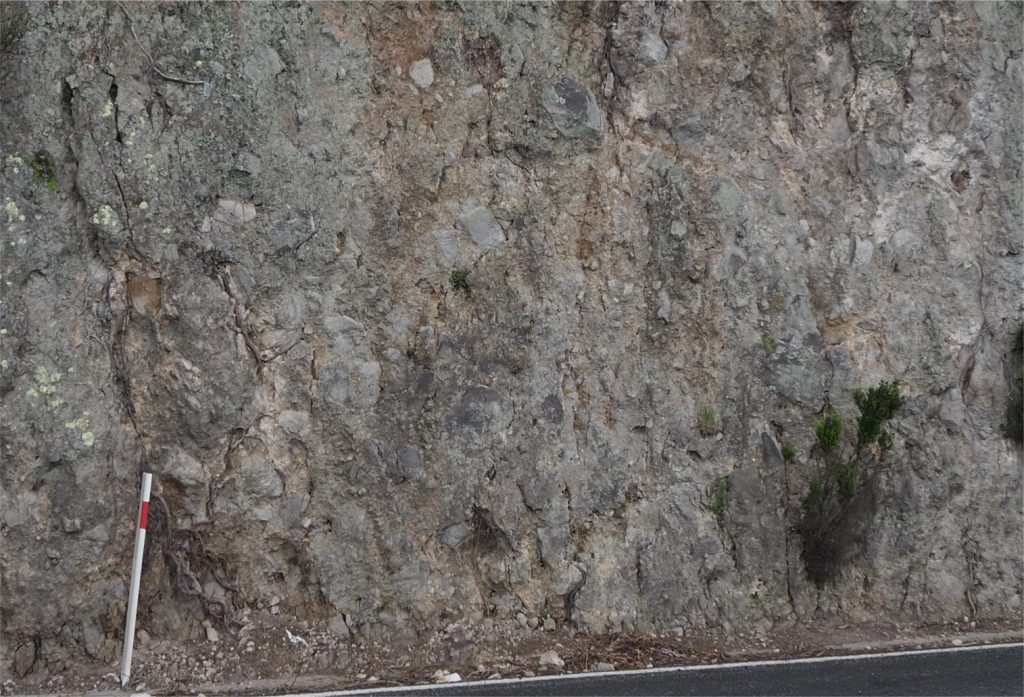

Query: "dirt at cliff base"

xmin=8 ymin=617 xmax=1021 ymax=696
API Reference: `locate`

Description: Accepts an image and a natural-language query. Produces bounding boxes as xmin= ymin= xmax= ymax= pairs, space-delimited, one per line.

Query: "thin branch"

xmin=115 ymin=1 xmax=206 ymax=86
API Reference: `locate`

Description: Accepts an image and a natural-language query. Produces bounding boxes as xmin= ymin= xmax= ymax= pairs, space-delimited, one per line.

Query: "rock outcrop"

xmin=1 ymin=1 xmax=1021 ymax=683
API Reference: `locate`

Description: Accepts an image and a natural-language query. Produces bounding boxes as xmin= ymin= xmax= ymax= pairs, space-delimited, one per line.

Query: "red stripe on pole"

xmin=139 ymin=501 xmax=149 ymax=530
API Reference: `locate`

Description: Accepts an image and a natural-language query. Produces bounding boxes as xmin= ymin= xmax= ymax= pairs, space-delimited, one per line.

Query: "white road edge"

xmin=278 ymin=641 xmax=1024 ymax=697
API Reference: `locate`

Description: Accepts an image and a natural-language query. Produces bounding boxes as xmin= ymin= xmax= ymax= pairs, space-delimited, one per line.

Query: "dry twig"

xmin=115 ymin=1 xmax=206 ymax=86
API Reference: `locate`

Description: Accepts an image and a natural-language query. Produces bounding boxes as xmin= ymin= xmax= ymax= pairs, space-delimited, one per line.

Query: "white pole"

xmin=120 ymin=472 xmax=152 ymax=688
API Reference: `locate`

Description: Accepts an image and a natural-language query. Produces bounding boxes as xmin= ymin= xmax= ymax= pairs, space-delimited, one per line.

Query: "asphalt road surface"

xmin=322 ymin=643 xmax=1023 ymax=697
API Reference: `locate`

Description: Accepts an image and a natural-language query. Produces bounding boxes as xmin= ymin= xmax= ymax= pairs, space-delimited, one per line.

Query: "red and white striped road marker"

xmin=120 ymin=472 xmax=152 ymax=688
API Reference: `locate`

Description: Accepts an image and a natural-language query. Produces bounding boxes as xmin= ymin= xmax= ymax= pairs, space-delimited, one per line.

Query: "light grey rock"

xmin=641 ymin=33 xmax=668 ymax=63
xmin=324 ymin=315 xmax=364 ymax=335
xmin=388 ymin=444 xmax=424 ymax=483
xmin=322 ymin=359 xmax=381 ymax=408
xmin=441 ymin=522 xmax=473 ymax=550
xmin=81 ymin=618 xmax=103 ymax=658
xmin=539 ymin=650 xmax=565 ymax=669
xmin=202 ymin=579 xmax=228 ymax=605
xmin=328 ymin=614 xmax=351 ymax=640
xmin=278 ymin=410 xmax=312 ymax=438
xmin=554 ymin=562 xmax=586 ymax=597
xmin=13 ymin=643 xmax=35 ymax=677
xmin=537 ymin=524 xmax=568 ymax=566
xmin=711 ymin=176 xmax=744 ymax=217
xmin=241 ymin=453 xmax=285 ymax=499
xmin=457 ymin=203 xmax=505 ymax=251
xmin=244 ymin=44 xmax=285 ymax=84
xmin=409 ymin=58 xmax=435 ymax=89
xmin=3 ymin=492 xmax=37 ymax=529
xmin=656 ymin=290 xmax=672 ymax=323
xmin=434 ymin=228 xmax=462 ymax=268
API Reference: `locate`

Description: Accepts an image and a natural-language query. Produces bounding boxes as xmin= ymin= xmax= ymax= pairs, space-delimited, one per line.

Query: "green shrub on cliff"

xmin=799 ymin=380 xmax=903 ymax=584
xmin=710 ymin=475 xmax=730 ymax=518
xmin=815 ymin=410 xmax=843 ymax=454
xmin=1006 ymin=327 xmax=1023 ymax=444
xmin=853 ymin=380 xmax=902 ymax=454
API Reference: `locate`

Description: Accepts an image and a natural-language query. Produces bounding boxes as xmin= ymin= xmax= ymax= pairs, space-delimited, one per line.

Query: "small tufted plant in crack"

xmin=25 ymin=151 xmax=58 ymax=191
xmin=450 ymin=268 xmax=470 ymax=291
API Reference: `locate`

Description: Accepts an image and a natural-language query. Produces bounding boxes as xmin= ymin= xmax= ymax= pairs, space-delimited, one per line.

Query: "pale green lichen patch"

xmin=4 ymin=200 xmax=26 ymax=223
xmin=65 ymin=413 xmax=95 ymax=446
xmin=138 ymin=200 xmax=149 ymax=210
xmin=34 ymin=365 xmax=61 ymax=394
xmin=5 ymin=155 xmax=24 ymax=173
xmin=101 ymin=100 xmax=114 ymax=118
xmin=64 ymin=415 xmax=89 ymax=431
xmin=90 ymin=204 xmax=121 ymax=231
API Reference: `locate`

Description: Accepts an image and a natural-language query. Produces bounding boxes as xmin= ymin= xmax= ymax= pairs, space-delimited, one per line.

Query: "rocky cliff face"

xmin=2 ymin=0 xmax=1021 ymax=684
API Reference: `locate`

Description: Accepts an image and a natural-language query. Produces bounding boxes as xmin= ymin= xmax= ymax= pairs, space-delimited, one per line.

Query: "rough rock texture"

xmin=1 ymin=1 xmax=1022 ymax=684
